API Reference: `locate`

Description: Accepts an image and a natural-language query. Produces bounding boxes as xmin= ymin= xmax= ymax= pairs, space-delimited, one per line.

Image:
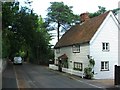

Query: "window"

xmin=101 ymin=61 xmax=109 ymax=71
xmin=56 ymin=48 xmax=60 ymax=53
xmin=72 ymin=45 xmax=80 ymax=53
xmin=102 ymin=42 xmax=110 ymax=51
xmin=74 ymin=62 xmax=82 ymax=71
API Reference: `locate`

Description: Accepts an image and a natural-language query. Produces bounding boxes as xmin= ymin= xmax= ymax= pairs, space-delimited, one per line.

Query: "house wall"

xmin=55 ymin=46 xmax=72 ymax=68
xmin=119 ymin=24 xmax=120 ymax=66
xmin=55 ymin=44 xmax=90 ymax=70
xmin=90 ymin=14 xmax=118 ymax=79
xmin=118 ymin=11 xmax=120 ymax=66
xmin=71 ymin=44 xmax=90 ymax=69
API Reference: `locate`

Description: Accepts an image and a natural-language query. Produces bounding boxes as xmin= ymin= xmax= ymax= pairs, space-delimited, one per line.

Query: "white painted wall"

xmin=55 ymin=44 xmax=90 ymax=70
xmin=90 ymin=13 xmax=118 ymax=79
xmin=118 ymin=11 xmax=120 ymax=66
xmin=71 ymin=44 xmax=90 ymax=69
xmin=55 ymin=46 xmax=73 ymax=69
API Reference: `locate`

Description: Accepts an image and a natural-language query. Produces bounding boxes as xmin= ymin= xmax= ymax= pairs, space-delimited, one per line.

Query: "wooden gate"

xmin=115 ymin=65 xmax=120 ymax=85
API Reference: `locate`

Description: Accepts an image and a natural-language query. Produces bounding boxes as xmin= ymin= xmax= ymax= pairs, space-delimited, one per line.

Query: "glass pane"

xmin=74 ymin=63 xmax=77 ymax=68
xmin=102 ymin=43 xmax=105 ymax=50
xmin=78 ymin=63 xmax=80 ymax=68
xmin=101 ymin=62 xmax=104 ymax=69
xmin=73 ymin=45 xmax=80 ymax=52
xmin=80 ymin=64 xmax=82 ymax=69
xmin=77 ymin=63 xmax=78 ymax=68
xmin=73 ymin=47 xmax=76 ymax=52
xmin=105 ymin=62 xmax=108 ymax=69
xmin=106 ymin=43 xmax=109 ymax=50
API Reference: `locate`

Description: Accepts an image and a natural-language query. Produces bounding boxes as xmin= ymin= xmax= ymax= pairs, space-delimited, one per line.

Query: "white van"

xmin=13 ymin=56 xmax=23 ymax=65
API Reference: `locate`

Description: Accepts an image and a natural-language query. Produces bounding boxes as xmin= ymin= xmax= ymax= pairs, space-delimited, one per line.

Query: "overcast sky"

xmin=19 ymin=0 xmax=120 ymax=18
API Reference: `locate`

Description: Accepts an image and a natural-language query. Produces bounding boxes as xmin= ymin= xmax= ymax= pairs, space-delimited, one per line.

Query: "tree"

xmin=2 ymin=2 xmax=20 ymax=58
xmin=46 ymin=2 xmax=79 ymax=41
xmin=31 ymin=15 xmax=51 ymax=64
xmin=2 ymin=1 xmax=52 ymax=65
xmin=112 ymin=8 xmax=120 ymax=15
xmin=89 ymin=6 xmax=120 ymax=18
xmin=89 ymin=6 xmax=107 ymax=18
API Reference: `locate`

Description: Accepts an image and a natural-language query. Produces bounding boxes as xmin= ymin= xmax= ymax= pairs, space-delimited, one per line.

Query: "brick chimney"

xmin=80 ymin=12 xmax=90 ymax=23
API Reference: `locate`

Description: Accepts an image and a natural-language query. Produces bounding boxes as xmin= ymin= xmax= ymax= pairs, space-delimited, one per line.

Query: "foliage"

xmin=84 ymin=56 xmax=95 ymax=79
xmin=2 ymin=29 xmax=12 ymax=58
xmin=112 ymin=8 xmax=120 ymax=15
xmin=62 ymin=59 xmax=68 ymax=68
xmin=89 ymin=58 xmax=95 ymax=68
xmin=89 ymin=6 xmax=120 ymax=18
xmin=2 ymin=1 xmax=52 ymax=65
xmin=46 ymin=2 xmax=79 ymax=41
xmin=84 ymin=67 xmax=93 ymax=79
xmin=89 ymin=6 xmax=107 ymax=18
xmin=46 ymin=4 xmax=119 ymax=42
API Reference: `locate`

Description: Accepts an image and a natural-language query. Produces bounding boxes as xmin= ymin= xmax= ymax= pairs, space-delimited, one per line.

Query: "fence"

xmin=115 ymin=65 xmax=120 ymax=85
xmin=49 ymin=64 xmax=58 ymax=70
xmin=49 ymin=64 xmax=84 ymax=78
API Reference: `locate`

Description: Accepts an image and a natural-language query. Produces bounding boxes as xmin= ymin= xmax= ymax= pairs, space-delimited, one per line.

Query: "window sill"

xmin=73 ymin=68 xmax=82 ymax=71
xmin=102 ymin=50 xmax=110 ymax=52
xmin=73 ymin=51 xmax=80 ymax=53
xmin=100 ymin=69 xmax=109 ymax=71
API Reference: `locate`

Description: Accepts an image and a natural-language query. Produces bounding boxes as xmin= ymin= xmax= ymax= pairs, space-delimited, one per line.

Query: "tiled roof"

xmin=54 ymin=11 xmax=110 ymax=48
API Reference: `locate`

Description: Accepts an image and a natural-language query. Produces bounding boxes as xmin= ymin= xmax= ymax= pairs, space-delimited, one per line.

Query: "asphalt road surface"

xmin=2 ymin=61 xmax=18 ymax=89
xmin=2 ymin=62 xmax=104 ymax=89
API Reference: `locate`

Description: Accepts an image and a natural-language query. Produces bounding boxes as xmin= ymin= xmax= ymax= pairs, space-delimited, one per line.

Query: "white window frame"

xmin=72 ymin=45 xmax=80 ymax=53
xmin=102 ymin=42 xmax=110 ymax=51
xmin=74 ymin=62 xmax=83 ymax=71
xmin=101 ymin=61 xmax=109 ymax=71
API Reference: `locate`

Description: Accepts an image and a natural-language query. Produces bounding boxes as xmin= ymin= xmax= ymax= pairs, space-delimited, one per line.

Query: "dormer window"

xmin=72 ymin=45 xmax=80 ymax=53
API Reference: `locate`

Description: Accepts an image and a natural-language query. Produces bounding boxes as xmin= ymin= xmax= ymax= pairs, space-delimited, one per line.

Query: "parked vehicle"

xmin=13 ymin=56 xmax=23 ymax=65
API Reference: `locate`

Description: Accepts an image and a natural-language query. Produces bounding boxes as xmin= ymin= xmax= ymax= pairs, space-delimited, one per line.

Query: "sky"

xmin=19 ymin=0 xmax=120 ymax=18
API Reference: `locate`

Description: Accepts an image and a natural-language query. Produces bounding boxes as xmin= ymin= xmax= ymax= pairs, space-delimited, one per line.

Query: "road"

xmin=2 ymin=61 xmax=18 ymax=89
xmin=2 ymin=62 xmax=104 ymax=89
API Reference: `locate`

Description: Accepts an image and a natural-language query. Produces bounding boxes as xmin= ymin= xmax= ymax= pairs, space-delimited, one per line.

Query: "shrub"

xmin=84 ymin=67 xmax=93 ymax=79
xmin=84 ymin=55 xmax=95 ymax=79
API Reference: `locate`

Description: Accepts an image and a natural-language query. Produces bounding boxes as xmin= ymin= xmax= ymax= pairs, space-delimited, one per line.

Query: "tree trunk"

xmin=57 ymin=22 xmax=60 ymax=41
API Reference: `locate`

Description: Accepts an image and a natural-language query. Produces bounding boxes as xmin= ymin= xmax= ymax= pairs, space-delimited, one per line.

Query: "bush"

xmin=84 ymin=55 xmax=95 ymax=79
xmin=84 ymin=67 xmax=93 ymax=79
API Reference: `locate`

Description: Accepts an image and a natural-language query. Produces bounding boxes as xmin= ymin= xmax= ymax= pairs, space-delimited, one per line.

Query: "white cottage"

xmin=54 ymin=11 xmax=119 ymax=79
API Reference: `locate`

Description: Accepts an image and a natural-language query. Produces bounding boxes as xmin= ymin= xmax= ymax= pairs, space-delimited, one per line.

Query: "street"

xmin=2 ymin=62 xmax=105 ymax=89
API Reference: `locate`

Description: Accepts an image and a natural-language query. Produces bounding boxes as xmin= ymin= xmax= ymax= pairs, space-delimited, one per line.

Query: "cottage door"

xmin=58 ymin=59 xmax=62 ymax=72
